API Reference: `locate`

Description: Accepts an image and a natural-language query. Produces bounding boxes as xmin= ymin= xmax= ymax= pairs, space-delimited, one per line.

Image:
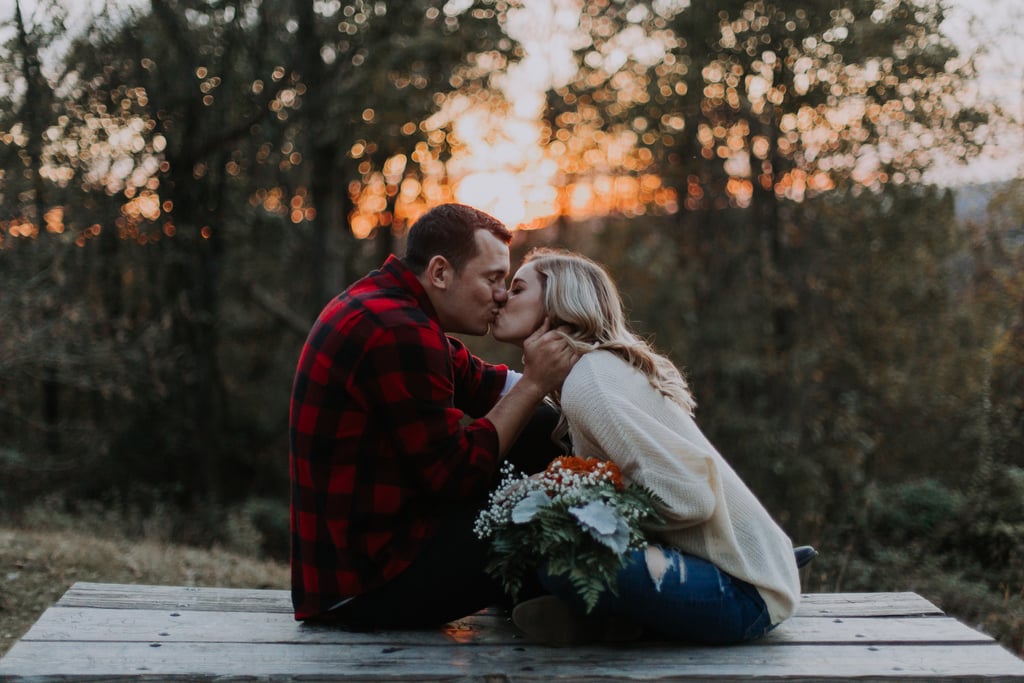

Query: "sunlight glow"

xmin=2 ymin=0 xmax=1019 ymax=250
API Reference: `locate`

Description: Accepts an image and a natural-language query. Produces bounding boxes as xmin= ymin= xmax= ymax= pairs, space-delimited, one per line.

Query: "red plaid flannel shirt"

xmin=289 ymin=256 xmax=508 ymax=619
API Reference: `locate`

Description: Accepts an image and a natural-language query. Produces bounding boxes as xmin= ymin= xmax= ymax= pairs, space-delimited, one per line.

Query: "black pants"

xmin=323 ymin=404 xmax=563 ymax=629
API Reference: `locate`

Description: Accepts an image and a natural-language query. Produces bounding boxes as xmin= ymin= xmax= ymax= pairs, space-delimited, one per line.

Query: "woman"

xmin=491 ymin=248 xmax=802 ymax=645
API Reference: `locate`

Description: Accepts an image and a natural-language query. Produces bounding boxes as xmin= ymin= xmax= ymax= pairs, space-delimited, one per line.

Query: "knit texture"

xmin=561 ymin=350 xmax=802 ymax=625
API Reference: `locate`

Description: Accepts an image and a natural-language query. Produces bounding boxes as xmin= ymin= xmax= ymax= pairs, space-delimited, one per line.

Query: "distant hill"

xmin=952 ymin=180 xmax=1013 ymax=223
xmin=953 ymin=179 xmax=1024 ymax=252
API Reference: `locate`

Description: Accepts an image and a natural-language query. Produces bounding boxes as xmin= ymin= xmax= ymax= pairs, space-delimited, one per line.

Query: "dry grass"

xmin=0 ymin=526 xmax=288 ymax=657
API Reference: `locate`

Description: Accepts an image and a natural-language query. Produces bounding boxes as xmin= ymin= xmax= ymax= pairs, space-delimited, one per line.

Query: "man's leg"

xmin=328 ymin=500 xmax=502 ymax=628
xmin=328 ymin=405 xmax=563 ymax=628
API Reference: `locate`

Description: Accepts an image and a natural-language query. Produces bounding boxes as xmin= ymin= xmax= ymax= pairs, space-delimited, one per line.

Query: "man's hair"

xmin=403 ymin=204 xmax=511 ymax=274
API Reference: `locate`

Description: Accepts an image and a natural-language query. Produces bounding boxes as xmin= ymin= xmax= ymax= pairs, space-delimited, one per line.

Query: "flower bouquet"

xmin=474 ymin=455 xmax=664 ymax=612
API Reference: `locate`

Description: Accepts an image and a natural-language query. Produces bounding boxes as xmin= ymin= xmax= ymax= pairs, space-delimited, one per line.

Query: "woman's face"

xmin=491 ymin=261 xmax=547 ymax=347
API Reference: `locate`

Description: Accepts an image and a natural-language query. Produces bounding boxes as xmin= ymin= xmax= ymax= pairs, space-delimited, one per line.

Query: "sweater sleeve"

xmin=561 ymin=352 xmax=718 ymax=526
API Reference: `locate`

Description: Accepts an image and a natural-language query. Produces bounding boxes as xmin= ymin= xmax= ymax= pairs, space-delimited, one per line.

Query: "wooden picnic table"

xmin=1 ymin=581 xmax=1023 ymax=681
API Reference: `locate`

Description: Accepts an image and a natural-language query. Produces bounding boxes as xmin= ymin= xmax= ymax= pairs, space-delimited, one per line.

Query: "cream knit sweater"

xmin=561 ymin=350 xmax=802 ymax=625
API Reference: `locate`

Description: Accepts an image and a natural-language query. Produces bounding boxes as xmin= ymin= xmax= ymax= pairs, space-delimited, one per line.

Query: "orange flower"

xmin=546 ymin=455 xmax=624 ymax=490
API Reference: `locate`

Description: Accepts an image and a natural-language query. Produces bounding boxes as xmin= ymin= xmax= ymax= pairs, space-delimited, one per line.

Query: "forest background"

xmin=1 ymin=0 xmax=1022 ymax=657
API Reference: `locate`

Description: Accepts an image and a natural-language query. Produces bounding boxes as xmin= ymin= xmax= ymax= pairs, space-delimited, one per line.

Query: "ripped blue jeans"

xmin=539 ymin=545 xmax=773 ymax=644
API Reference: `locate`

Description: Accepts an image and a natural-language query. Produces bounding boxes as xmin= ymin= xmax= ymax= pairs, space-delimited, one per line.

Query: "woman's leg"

xmin=540 ymin=546 xmax=773 ymax=644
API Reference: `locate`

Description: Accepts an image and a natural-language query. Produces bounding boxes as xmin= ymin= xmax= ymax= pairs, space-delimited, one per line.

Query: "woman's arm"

xmin=562 ymin=353 xmax=718 ymax=525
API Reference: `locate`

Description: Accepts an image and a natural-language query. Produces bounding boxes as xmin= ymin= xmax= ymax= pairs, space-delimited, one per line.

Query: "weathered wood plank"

xmin=55 ymin=582 xmax=945 ymax=618
xmin=7 ymin=583 xmax=1019 ymax=682
xmin=2 ymin=640 xmax=1023 ymax=681
xmin=55 ymin=582 xmax=293 ymax=614
xmin=796 ymin=591 xmax=945 ymax=618
xmin=16 ymin=606 xmax=993 ymax=647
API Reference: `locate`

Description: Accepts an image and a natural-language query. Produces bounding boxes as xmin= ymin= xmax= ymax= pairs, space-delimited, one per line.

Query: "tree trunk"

xmin=14 ymin=0 xmax=61 ymax=455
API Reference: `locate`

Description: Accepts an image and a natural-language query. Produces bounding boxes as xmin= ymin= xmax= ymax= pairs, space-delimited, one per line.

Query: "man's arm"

xmin=485 ymin=319 xmax=577 ymax=456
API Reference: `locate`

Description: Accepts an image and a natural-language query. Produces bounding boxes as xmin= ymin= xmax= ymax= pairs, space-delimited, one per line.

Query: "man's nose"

xmin=493 ymin=288 xmax=508 ymax=304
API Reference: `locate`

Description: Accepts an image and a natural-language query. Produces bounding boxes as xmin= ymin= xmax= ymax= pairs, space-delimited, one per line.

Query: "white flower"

xmin=474 ymin=455 xmax=663 ymax=612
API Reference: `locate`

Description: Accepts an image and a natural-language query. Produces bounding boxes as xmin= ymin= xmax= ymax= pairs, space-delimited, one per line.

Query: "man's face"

xmin=436 ymin=230 xmax=510 ymax=335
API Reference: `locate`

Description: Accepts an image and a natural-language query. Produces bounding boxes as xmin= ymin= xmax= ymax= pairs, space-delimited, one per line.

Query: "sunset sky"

xmin=444 ymin=0 xmax=1024 ymax=226
xmin=2 ymin=0 xmax=1021 ymax=230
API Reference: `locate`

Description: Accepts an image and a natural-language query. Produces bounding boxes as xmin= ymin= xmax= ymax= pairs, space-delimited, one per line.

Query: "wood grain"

xmin=1 ymin=582 xmax=1021 ymax=682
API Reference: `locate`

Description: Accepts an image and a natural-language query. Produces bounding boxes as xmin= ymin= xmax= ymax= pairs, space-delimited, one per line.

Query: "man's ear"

xmin=425 ymin=255 xmax=452 ymax=291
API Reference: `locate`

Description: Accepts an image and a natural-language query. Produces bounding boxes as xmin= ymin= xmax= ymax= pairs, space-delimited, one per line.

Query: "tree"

xmin=500 ymin=0 xmax=991 ymax=541
xmin=283 ymin=0 xmax=515 ymax=308
xmin=0 ymin=0 xmax=69 ymax=457
xmin=536 ymin=0 xmax=986 ymax=348
xmin=0 ymin=0 xmax=521 ymax=518
xmin=964 ymin=179 xmax=1024 ymax=472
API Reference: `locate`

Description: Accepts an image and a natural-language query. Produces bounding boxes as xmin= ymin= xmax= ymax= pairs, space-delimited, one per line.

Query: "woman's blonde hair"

xmin=523 ymin=248 xmax=696 ymax=415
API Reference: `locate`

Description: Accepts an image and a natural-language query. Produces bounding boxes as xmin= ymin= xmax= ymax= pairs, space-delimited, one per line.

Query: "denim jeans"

xmin=539 ymin=545 xmax=774 ymax=644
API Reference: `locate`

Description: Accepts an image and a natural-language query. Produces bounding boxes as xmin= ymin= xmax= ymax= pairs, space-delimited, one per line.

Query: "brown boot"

xmin=511 ymin=595 xmax=642 ymax=647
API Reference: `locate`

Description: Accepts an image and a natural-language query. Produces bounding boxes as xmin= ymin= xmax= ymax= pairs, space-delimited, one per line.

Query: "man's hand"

xmin=486 ymin=318 xmax=579 ymax=456
xmin=520 ymin=318 xmax=579 ymax=397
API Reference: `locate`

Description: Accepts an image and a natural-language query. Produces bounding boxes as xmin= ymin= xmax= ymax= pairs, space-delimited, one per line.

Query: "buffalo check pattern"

xmin=289 ymin=256 xmax=507 ymax=619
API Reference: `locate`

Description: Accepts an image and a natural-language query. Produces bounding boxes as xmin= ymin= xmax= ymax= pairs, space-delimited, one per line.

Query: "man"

xmin=289 ymin=203 xmax=576 ymax=627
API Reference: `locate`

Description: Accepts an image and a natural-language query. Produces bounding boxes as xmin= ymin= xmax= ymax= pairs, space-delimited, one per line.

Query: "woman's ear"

xmin=549 ymin=316 xmax=577 ymax=334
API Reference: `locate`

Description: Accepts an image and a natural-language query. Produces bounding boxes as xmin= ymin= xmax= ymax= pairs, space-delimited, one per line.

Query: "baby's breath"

xmin=475 ymin=455 xmax=664 ymax=612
